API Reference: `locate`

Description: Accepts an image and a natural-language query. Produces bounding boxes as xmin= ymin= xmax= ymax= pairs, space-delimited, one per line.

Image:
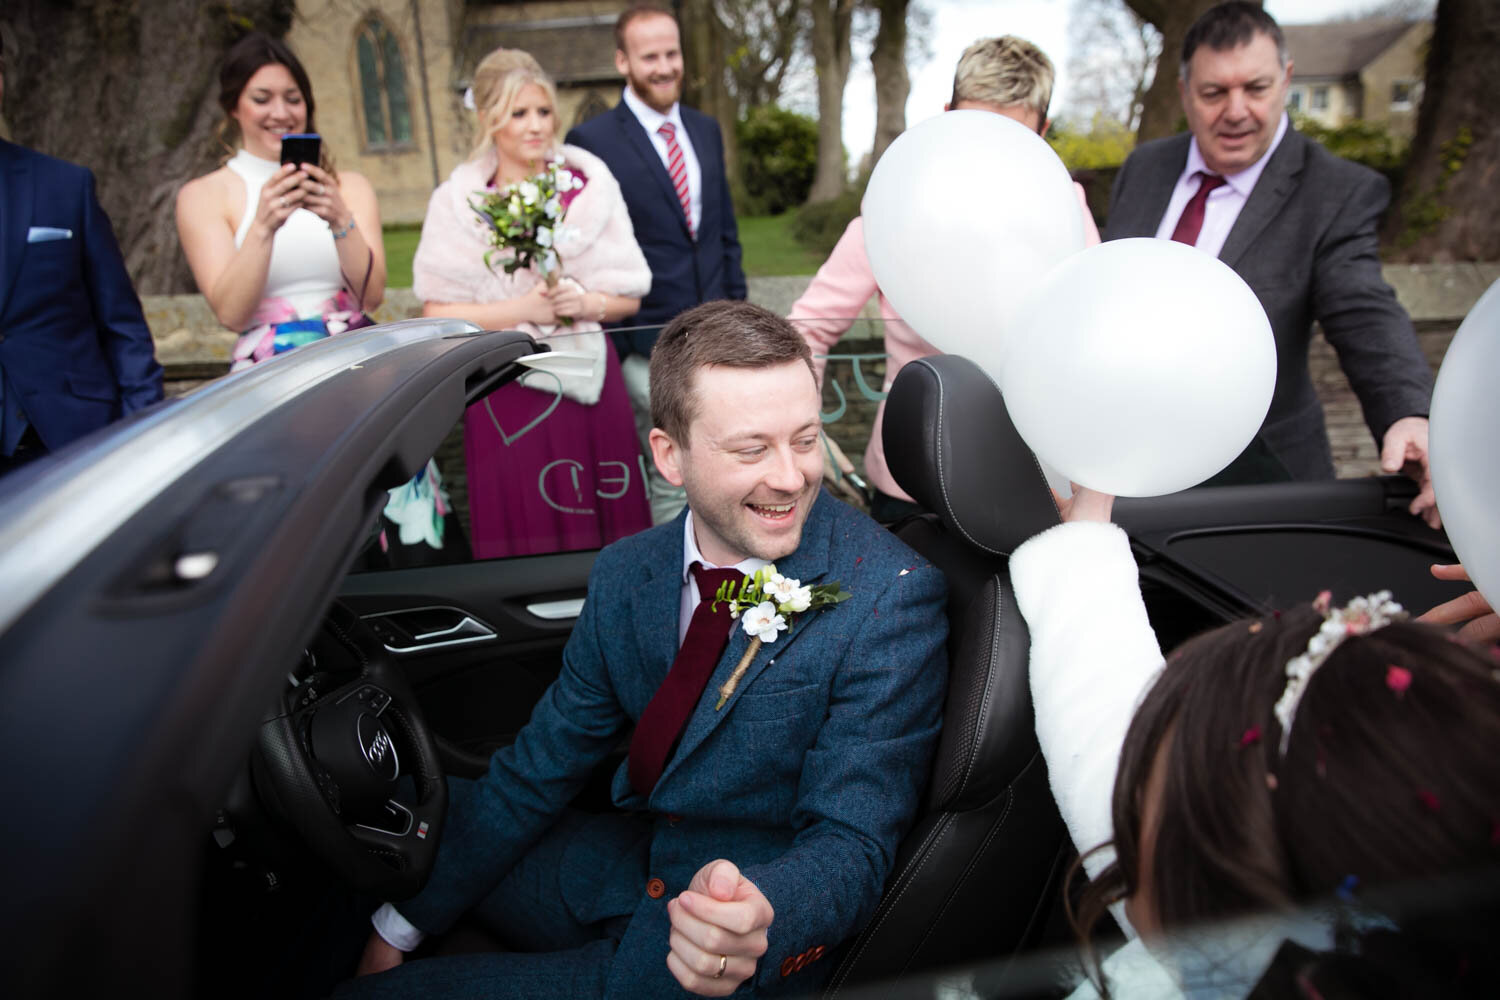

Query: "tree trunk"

xmin=678 ymin=0 xmax=739 ymax=182
xmin=807 ymin=0 xmax=853 ymax=203
xmin=868 ymin=0 xmax=910 ymax=170
xmin=1124 ymin=0 xmax=1230 ymax=143
xmin=3 ymin=0 xmax=296 ymax=295
xmin=1381 ymin=0 xmax=1500 ymax=261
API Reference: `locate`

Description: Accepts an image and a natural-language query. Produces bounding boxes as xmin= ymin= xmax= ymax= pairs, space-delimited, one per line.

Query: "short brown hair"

xmin=950 ymin=35 xmax=1054 ymax=122
xmin=615 ymin=5 xmax=678 ymax=54
xmin=649 ymin=301 xmax=816 ymax=444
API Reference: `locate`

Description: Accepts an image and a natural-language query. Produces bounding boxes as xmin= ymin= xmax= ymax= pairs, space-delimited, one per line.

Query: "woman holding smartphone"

xmin=176 ymin=31 xmax=385 ymax=370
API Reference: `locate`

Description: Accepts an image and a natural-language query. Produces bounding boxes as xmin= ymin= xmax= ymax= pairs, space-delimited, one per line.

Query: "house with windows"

xmin=289 ymin=0 xmax=629 ymax=224
xmin=1281 ymin=16 xmax=1430 ymax=137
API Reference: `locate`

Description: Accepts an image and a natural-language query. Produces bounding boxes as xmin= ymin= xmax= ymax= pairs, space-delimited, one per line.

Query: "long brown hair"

xmin=213 ymin=31 xmax=333 ymax=175
xmin=1071 ymin=603 xmax=1500 ymax=988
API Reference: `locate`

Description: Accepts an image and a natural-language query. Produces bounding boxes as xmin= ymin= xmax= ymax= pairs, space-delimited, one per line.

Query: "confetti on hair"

xmin=1266 ymin=773 xmax=1279 ymax=791
xmin=1385 ymin=665 xmax=1412 ymax=696
xmin=1239 ymin=726 xmax=1262 ymax=747
xmin=1336 ymin=874 xmax=1359 ymax=902
xmin=1313 ymin=590 xmax=1333 ymax=614
xmin=1248 ymin=621 xmax=1264 ymax=634
xmin=1417 ymin=788 xmax=1441 ymax=812
xmin=1272 ymin=609 xmax=1283 ymax=621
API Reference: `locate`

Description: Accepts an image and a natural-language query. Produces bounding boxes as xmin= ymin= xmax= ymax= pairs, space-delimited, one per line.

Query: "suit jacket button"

xmin=780 ymin=956 xmax=797 ymax=978
xmin=667 ymin=814 xmax=681 ymax=826
xmin=645 ymin=877 xmax=666 ymax=899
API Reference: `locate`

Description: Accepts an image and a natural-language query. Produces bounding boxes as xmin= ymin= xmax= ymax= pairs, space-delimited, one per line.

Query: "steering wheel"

xmin=252 ymin=602 xmax=447 ymax=900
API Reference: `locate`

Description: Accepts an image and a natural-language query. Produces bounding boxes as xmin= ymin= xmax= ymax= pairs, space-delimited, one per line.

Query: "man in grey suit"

xmin=1104 ymin=2 xmax=1436 ymax=525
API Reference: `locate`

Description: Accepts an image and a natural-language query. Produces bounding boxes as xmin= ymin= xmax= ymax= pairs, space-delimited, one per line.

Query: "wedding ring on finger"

xmin=714 ymin=954 xmax=727 ymax=980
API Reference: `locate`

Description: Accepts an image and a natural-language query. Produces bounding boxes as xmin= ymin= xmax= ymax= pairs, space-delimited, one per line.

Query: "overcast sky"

xmin=839 ymin=0 xmax=1397 ymax=163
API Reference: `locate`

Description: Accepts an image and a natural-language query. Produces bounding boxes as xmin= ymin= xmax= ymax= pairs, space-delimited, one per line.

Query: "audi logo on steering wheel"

xmin=356 ymin=713 xmax=400 ymax=782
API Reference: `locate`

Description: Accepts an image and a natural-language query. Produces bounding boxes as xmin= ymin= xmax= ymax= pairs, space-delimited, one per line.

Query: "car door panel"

xmin=337 ymin=550 xmax=596 ymax=755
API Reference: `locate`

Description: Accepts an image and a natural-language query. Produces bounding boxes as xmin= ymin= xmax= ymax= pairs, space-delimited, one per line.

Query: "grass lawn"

xmin=381 ymin=212 xmax=819 ymax=288
xmin=738 ymin=214 xmax=823 ymax=276
xmin=384 ymin=225 xmax=421 ymax=288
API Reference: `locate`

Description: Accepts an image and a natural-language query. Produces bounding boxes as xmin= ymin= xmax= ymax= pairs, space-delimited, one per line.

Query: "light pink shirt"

xmin=788 ymin=187 xmax=1100 ymax=502
xmin=1153 ymin=113 xmax=1290 ymax=258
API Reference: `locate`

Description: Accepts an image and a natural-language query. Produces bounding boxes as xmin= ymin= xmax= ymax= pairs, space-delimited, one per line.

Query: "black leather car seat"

xmin=823 ymin=354 xmax=1071 ymax=994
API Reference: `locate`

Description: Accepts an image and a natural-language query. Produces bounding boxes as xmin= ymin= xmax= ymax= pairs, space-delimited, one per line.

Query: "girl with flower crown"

xmin=414 ymin=47 xmax=652 ymax=559
xmin=1005 ymin=487 xmax=1500 ymax=999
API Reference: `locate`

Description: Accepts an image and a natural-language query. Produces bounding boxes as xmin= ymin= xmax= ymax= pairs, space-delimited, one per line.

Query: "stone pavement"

xmin=145 ymin=263 xmax=1493 ymax=480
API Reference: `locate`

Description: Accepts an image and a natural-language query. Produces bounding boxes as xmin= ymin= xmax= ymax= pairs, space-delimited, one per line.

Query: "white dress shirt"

xmin=620 ymin=86 xmax=703 ymax=235
xmin=373 ymin=511 xmax=763 ymax=953
xmin=678 ymin=510 xmax=767 ymax=645
xmin=1154 ymin=112 xmax=1290 ymax=258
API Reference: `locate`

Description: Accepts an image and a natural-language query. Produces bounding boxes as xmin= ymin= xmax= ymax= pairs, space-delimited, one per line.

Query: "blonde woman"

xmin=414 ymin=48 xmax=652 ymax=558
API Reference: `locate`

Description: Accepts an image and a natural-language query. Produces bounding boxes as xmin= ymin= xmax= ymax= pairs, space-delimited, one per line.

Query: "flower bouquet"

xmin=470 ymin=155 xmax=587 ymax=290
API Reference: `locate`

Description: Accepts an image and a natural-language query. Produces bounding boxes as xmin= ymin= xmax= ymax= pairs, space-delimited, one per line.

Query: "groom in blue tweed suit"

xmin=348 ymin=301 xmax=948 ymax=998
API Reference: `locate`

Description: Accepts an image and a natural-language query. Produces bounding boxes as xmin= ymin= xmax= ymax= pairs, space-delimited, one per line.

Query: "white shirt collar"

xmin=1184 ymin=111 xmax=1290 ymax=197
xmin=680 ymin=510 xmax=766 ymax=583
xmin=622 ymin=85 xmax=684 ymax=138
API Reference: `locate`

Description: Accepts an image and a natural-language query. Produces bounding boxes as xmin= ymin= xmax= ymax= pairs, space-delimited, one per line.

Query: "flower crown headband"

xmin=1272 ymin=589 xmax=1408 ymax=755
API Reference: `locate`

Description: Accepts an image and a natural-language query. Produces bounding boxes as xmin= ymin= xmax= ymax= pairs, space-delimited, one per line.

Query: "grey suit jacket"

xmin=1104 ymin=128 xmax=1432 ymax=480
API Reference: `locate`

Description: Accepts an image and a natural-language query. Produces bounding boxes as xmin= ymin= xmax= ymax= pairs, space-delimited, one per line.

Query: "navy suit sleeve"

xmin=395 ymin=553 xmax=631 ymax=934
xmin=705 ymin=119 xmax=747 ymax=301
xmin=743 ymin=561 xmax=947 ymax=990
xmin=1308 ymin=167 xmax=1432 ymax=442
xmin=79 ymin=169 xmax=162 ymax=411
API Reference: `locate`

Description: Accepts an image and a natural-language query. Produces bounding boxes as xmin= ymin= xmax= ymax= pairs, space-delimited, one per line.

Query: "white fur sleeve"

xmin=1010 ymin=521 xmax=1164 ymax=886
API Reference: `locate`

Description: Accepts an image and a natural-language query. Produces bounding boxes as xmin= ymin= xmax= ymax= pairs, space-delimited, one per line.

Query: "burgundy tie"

xmin=628 ymin=562 xmax=743 ymax=797
xmin=1169 ymin=171 xmax=1227 ymax=247
xmin=657 ymin=121 xmax=695 ymax=237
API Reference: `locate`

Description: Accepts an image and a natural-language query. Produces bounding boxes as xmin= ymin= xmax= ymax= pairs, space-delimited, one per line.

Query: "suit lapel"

xmin=626 ymin=515 xmax=690 ymax=708
xmin=1119 ymin=136 xmax=1190 ymax=238
xmin=681 ymin=110 xmax=716 ymax=238
xmin=0 ymin=141 xmax=32 ymax=321
xmin=1218 ymin=130 xmax=1305 ymax=269
xmin=615 ymin=102 xmax=691 ymax=238
xmin=656 ymin=495 xmax=835 ymax=787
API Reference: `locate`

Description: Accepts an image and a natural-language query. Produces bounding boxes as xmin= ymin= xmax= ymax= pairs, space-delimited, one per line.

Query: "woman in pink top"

xmin=789 ymin=35 xmax=1100 ymax=521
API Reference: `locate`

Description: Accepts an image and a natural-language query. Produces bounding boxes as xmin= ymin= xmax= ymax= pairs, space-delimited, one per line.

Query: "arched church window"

xmin=356 ymin=16 xmax=414 ymax=149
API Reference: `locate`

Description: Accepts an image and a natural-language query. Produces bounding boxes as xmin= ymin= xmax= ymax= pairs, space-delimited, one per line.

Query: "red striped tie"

xmin=658 ymin=121 xmax=694 ymax=238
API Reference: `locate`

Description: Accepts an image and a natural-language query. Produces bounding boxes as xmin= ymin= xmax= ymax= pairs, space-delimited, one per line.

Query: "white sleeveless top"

xmin=227 ymin=149 xmax=344 ymax=320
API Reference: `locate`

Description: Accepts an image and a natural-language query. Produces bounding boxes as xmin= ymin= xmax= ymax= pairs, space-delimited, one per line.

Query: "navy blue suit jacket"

xmin=399 ymin=493 xmax=948 ymax=997
xmin=0 ymin=139 xmax=162 ymax=452
xmin=566 ymin=101 xmax=746 ymax=357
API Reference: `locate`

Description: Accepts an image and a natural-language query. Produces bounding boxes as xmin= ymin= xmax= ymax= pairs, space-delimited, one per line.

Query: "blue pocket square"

xmin=27 ymin=226 xmax=74 ymax=243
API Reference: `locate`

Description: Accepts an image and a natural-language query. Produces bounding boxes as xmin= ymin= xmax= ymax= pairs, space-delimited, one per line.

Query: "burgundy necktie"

xmin=628 ymin=562 xmax=743 ymax=796
xmin=1169 ymin=171 xmax=1227 ymax=247
xmin=657 ymin=121 xmax=695 ymax=237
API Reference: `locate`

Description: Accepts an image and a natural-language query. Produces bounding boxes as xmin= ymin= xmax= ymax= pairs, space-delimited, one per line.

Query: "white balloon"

xmin=1428 ymin=278 xmax=1500 ymax=616
xmin=862 ymin=110 xmax=1087 ymax=367
xmin=999 ymin=239 xmax=1276 ymax=497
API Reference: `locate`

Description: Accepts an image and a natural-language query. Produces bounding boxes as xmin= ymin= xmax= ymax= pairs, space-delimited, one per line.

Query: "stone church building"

xmin=288 ymin=0 xmax=630 ymax=224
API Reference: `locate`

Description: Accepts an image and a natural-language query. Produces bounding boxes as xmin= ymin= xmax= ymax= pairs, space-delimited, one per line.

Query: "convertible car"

xmin=0 ymin=318 xmax=1465 ymax=998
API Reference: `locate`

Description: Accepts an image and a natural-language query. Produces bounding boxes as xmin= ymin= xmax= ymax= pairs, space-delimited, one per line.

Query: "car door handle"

xmin=525 ymin=597 xmax=585 ymax=621
xmin=362 ymin=606 xmax=497 ymax=655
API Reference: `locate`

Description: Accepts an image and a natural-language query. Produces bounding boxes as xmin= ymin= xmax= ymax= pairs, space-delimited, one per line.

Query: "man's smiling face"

xmin=1179 ymin=31 xmax=1291 ymax=176
xmin=651 ymin=360 xmax=823 ymax=566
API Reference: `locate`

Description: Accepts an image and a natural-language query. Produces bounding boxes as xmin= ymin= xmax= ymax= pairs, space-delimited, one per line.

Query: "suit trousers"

xmin=620 ymin=352 xmax=688 ymax=525
xmin=336 ymin=804 xmax=648 ymax=999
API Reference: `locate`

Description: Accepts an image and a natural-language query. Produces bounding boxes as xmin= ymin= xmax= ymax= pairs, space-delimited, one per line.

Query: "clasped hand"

xmin=255 ymin=161 xmax=354 ymax=237
xmin=667 ymin=859 xmax=773 ymax=996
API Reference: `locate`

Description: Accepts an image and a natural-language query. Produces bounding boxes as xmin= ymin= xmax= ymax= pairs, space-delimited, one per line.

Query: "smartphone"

xmin=279 ymin=133 xmax=321 ymax=168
